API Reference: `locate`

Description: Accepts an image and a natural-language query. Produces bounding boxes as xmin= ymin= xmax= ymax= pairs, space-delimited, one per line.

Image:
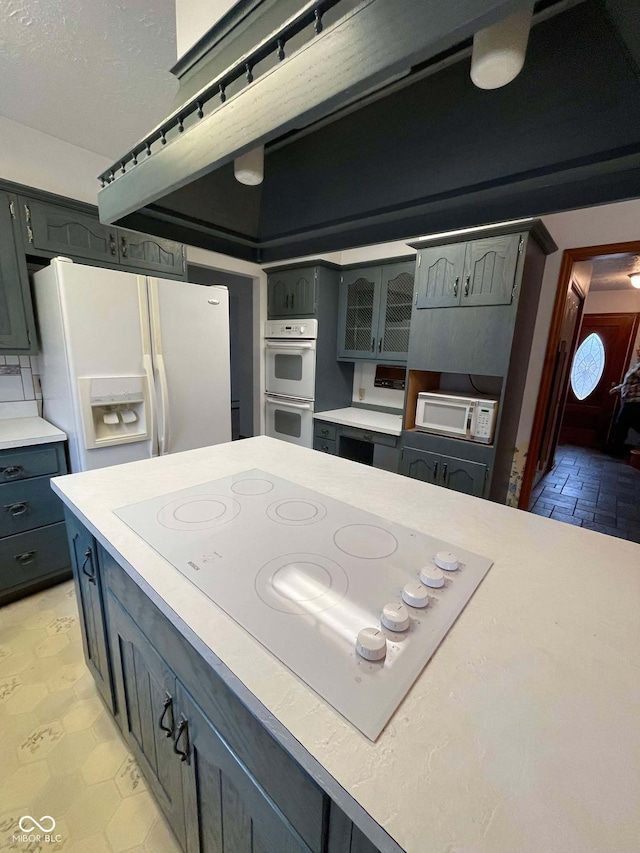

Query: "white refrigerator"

xmin=34 ymin=258 xmax=231 ymax=472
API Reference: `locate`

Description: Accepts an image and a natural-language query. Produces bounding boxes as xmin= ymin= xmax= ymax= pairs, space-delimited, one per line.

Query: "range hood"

xmin=97 ymin=0 xmax=640 ymax=263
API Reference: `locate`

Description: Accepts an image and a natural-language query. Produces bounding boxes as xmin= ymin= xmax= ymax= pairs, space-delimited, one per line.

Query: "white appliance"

xmin=415 ymin=391 xmax=499 ymax=444
xmin=34 ymin=258 xmax=231 ymax=472
xmin=264 ymin=320 xmax=317 ymax=447
xmin=115 ymin=468 xmax=493 ymax=740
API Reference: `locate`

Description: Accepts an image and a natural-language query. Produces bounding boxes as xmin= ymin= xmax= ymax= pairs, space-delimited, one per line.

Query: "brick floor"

xmin=529 ymin=445 xmax=640 ymax=543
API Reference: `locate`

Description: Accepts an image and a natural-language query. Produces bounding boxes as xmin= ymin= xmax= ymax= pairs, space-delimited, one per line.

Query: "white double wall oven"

xmin=264 ymin=320 xmax=317 ymax=447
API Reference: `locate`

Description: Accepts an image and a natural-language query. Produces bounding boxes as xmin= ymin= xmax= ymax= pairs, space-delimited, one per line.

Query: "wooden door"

xmin=415 ymin=244 xmax=465 ymax=308
xmin=178 ymin=683 xmax=313 ymax=853
xmin=460 ymin=234 xmax=521 ymax=307
xmin=106 ymin=592 xmax=186 ymax=846
xmin=560 ymin=313 xmax=639 ymax=447
xmin=0 ymin=192 xmax=36 ymax=352
xmin=378 ymin=262 xmax=414 ymax=362
xmin=24 ymin=198 xmax=119 ymax=263
xmin=400 ymin=447 xmax=441 ymax=484
xmin=337 ymin=267 xmax=382 ymax=358
xmin=441 ymin=455 xmax=487 ymax=497
xmin=537 ymin=278 xmax=585 ymax=475
xmin=65 ymin=511 xmax=114 ymax=712
xmin=118 ymin=230 xmax=185 ymax=277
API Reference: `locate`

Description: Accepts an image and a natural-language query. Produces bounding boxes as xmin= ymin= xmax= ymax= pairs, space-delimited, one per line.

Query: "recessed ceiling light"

xmin=629 ymin=273 xmax=640 ymax=289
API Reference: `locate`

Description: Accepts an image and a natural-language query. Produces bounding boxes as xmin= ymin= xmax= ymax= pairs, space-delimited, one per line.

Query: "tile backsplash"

xmin=0 ymin=356 xmax=42 ymax=410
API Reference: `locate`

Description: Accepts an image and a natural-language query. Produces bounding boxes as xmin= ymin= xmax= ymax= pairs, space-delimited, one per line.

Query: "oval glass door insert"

xmin=570 ymin=332 xmax=605 ymax=400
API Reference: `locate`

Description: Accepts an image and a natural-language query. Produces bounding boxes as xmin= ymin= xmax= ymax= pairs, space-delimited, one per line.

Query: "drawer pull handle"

xmin=321 ymin=444 xmax=329 ymax=452
xmin=321 ymin=428 xmax=329 ymax=436
xmin=173 ymin=717 xmax=190 ymax=762
xmin=5 ymin=501 xmax=28 ymax=516
xmin=2 ymin=465 xmax=23 ymax=480
xmin=159 ymin=693 xmax=175 ymax=737
xmin=363 ymin=434 xmax=373 ymax=442
xmin=15 ymin=550 xmax=36 ymax=566
xmin=442 ymin=463 xmax=448 ymax=481
xmin=81 ymin=547 xmax=96 ymax=585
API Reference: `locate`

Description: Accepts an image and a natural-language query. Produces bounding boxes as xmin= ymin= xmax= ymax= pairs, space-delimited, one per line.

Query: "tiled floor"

xmin=529 ymin=444 xmax=640 ymax=542
xmin=0 ymin=579 xmax=182 ymax=853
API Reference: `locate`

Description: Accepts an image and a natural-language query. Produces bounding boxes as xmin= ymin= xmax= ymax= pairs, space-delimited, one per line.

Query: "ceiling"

xmin=589 ymin=253 xmax=640 ymax=292
xmin=0 ymin=0 xmax=179 ymax=159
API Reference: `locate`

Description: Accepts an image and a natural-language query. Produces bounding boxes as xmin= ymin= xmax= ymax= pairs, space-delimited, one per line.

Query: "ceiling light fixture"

xmin=629 ymin=273 xmax=640 ymax=289
xmin=471 ymin=3 xmax=534 ymax=90
xmin=234 ymin=145 xmax=264 ymax=185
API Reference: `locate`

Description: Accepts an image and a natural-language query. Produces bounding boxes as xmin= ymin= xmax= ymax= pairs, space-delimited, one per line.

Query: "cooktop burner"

xmin=115 ymin=469 xmax=492 ymax=740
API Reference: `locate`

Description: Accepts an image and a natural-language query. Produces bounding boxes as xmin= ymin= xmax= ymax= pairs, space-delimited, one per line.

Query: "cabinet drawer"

xmin=0 ymin=522 xmax=71 ymax=595
xmin=340 ymin=426 xmax=398 ymax=448
xmin=0 ymin=476 xmax=64 ymax=536
xmin=0 ymin=445 xmax=62 ymax=482
xmin=314 ymin=436 xmax=337 ymax=455
xmin=314 ymin=421 xmax=337 ymax=441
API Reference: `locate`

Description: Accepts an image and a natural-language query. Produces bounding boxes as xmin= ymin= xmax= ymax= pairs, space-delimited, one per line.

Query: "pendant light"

xmin=234 ymin=145 xmax=264 ymax=185
xmin=471 ymin=4 xmax=534 ymax=90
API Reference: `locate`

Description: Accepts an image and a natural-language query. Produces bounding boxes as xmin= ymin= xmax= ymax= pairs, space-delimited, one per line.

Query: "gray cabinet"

xmin=178 ymin=683 xmax=312 ymax=853
xmin=23 ymin=198 xmax=119 ymax=264
xmin=0 ymin=442 xmax=70 ymax=604
xmin=415 ymin=234 xmax=522 ymax=309
xmin=268 ymin=267 xmax=317 ymax=317
xmin=65 ymin=510 xmax=114 ymax=712
xmin=106 ymin=592 xmax=187 ymax=847
xmin=401 ymin=447 xmax=487 ymax=497
xmin=118 ymin=230 xmax=185 ymax=277
xmin=0 ymin=192 xmax=37 ymax=353
xmin=338 ymin=261 xmax=414 ymax=362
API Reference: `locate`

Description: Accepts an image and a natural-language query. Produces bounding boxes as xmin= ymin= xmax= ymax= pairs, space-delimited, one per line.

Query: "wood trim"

xmin=518 ymin=239 xmax=640 ymax=510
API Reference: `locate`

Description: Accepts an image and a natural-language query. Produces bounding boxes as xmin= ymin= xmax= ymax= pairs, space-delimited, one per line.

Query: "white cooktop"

xmin=115 ymin=468 xmax=492 ymax=740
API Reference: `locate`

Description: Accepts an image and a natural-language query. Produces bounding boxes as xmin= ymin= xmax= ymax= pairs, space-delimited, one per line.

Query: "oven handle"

xmin=267 ymin=399 xmax=313 ymax=410
xmin=265 ymin=342 xmax=314 ymax=350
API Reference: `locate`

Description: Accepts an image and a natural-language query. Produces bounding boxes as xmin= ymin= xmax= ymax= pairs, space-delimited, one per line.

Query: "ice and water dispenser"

xmin=78 ymin=376 xmax=150 ymax=449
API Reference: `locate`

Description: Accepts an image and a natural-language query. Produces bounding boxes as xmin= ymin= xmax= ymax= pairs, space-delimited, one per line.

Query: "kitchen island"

xmin=52 ymin=436 xmax=640 ymax=853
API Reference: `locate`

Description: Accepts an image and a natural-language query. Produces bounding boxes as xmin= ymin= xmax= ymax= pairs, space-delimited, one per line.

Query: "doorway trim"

xmin=518 ymin=239 xmax=640 ymax=510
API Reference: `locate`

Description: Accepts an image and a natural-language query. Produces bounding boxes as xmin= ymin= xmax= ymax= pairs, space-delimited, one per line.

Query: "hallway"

xmin=529 ymin=445 xmax=640 ymax=542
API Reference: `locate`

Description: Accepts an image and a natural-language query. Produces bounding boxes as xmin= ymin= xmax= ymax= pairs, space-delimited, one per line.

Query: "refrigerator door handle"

xmin=155 ymin=353 xmax=171 ymax=455
xmin=138 ymin=278 xmax=158 ymax=457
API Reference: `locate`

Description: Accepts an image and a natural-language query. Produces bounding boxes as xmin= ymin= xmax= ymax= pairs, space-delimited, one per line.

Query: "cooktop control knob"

xmin=435 ymin=550 xmax=459 ymax=572
xmin=356 ymin=628 xmax=387 ymax=661
xmin=381 ymin=602 xmax=410 ymax=632
xmin=420 ymin=565 xmax=445 ymax=588
xmin=402 ymin=581 xmax=430 ymax=609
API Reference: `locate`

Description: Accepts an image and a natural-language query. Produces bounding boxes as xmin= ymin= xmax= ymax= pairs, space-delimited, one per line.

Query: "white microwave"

xmin=415 ymin=391 xmax=498 ymax=444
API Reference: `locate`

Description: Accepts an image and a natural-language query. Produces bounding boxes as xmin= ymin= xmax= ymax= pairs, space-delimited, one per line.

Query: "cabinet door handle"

xmin=173 ymin=716 xmax=190 ymax=762
xmin=2 ymin=465 xmax=23 ymax=480
xmin=442 ymin=463 xmax=448 ymax=482
xmin=433 ymin=462 xmax=439 ymax=481
xmin=291 ymin=293 xmax=295 ymax=309
xmin=159 ymin=692 xmax=175 ymax=737
xmin=363 ymin=433 xmax=373 ymax=442
xmin=5 ymin=501 xmax=28 ymax=517
xmin=121 ymin=236 xmax=128 ymax=258
xmin=109 ymin=234 xmax=117 ymax=256
xmin=453 ymin=278 xmax=459 ymax=297
xmin=371 ymin=337 xmax=375 ymax=352
xmin=81 ymin=547 xmax=96 ymax=585
xmin=15 ymin=550 xmax=36 ymax=566
xmin=321 ymin=444 xmax=329 ymax=452
xmin=464 ymin=276 xmax=470 ymax=297
xmin=378 ymin=338 xmax=382 ymax=353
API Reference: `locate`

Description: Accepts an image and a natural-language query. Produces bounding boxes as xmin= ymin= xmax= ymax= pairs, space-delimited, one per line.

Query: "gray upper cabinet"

xmin=461 ymin=234 xmax=521 ymax=306
xmin=416 ymin=234 xmax=523 ymax=309
xmin=119 ymin=230 xmax=185 ymax=277
xmin=23 ymin=198 xmax=119 ymax=263
xmin=338 ymin=261 xmax=414 ymax=362
xmin=0 ymin=192 xmax=37 ymax=353
xmin=415 ymin=244 xmax=465 ymax=308
xmin=268 ymin=267 xmax=317 ymax=317
xmin=338 ymin=266 xmax=381 ymax=358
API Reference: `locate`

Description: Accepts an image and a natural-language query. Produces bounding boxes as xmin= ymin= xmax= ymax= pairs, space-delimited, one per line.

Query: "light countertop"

xmin=0 ymin=415 xmax=67 ymax=451
xmin=51 ymin=437 xmax=640 ymax=853
xmin=314 ymin=407 xmax=403 ymax=436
